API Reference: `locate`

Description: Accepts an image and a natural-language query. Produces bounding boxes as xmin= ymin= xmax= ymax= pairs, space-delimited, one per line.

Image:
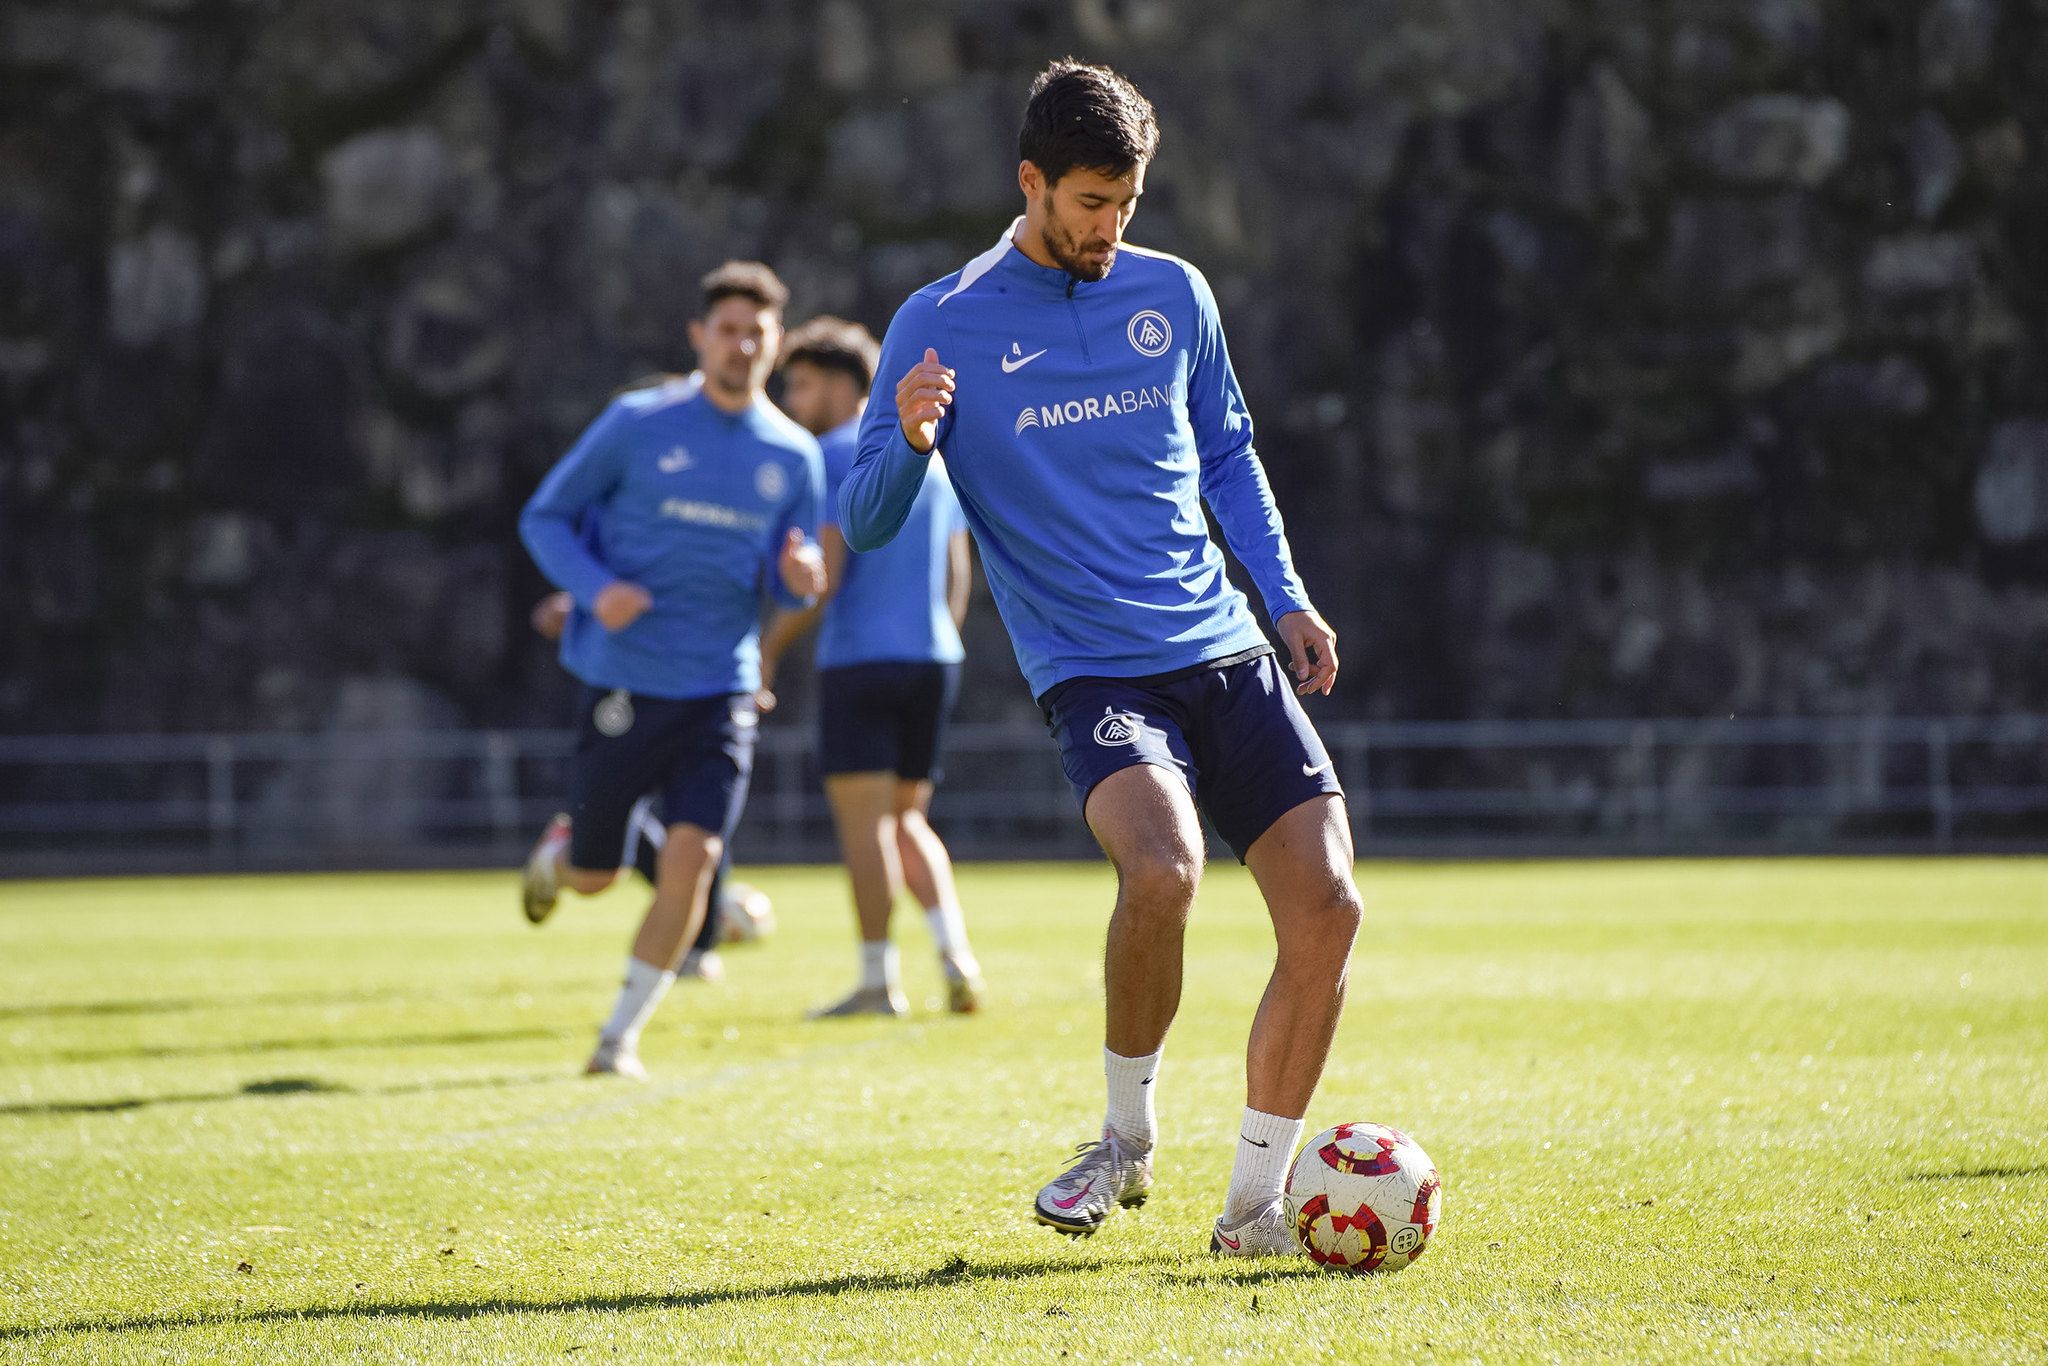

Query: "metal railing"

xmin=0 ymin=715 xmax=2042 ymax=875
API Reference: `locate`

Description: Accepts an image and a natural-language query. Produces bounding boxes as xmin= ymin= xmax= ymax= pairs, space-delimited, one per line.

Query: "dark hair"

xmin=700 ymin=260 xmax=789 ymax=316
xmin=1017 ymin=59 xmax=1159 ymax=187
xmin=779 ymin=316 xmax=879 ymax=393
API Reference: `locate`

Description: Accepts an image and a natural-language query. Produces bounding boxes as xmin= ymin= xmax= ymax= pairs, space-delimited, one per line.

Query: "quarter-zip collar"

xmin=995 ymin=216 xmax=1104 ymax=297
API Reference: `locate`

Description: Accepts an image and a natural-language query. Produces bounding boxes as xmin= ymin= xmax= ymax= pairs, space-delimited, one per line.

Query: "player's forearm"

xmin=1202 ymin=450 xmax=1314 ymax=622
xmin=839 ymin=424 xmax=929 ymax=552
xmin=518 ymin=508 xmax=616 ymax=608
xmin=759 ymin=605 xmax=822 ymax=676
xmin=947 ymin=534 xmax=971 ymax=628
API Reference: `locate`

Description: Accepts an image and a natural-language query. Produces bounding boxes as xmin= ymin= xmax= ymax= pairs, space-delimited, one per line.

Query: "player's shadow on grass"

xmin=0 ymin=1252 xmax=1158 ymax=1341
xmin=0 ymin=988 xmax=410 ymax=1021
xmin=0 ymin=981 xmax=593 ymax=1022
xmin=0 ymin=1071 xmax=566 ymax=1118
xmin=1909 ymin=1163 xmax=2048 ymax=1182
xmin=48 ymin=1026 xmax=565 ymax=1064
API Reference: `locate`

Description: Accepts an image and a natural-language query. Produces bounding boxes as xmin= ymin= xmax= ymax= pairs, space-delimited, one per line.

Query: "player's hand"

xmin=1277 ymin=609 xmax=1339 ymax=697
xmin=895 ymin=347 xmax=954 ymax=454
xmin=592 ymin=581 xmax=652 ymax=632
xmin=530 ymin=591 xmax=573 ymax=641
xmin=756 ymin=659 xmax=780 ymax=715
xmin=778 ymin=528 xmax=826 ymax=599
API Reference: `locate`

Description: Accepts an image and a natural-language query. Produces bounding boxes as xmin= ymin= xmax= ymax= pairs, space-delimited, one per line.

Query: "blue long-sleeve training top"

xmin=840 ymin=219 xmax=1312 ymax=700
xmin=520 ymin=377 xmax=823 ymax=699
xmin=817 ymin=411 xmax=968 ymax=670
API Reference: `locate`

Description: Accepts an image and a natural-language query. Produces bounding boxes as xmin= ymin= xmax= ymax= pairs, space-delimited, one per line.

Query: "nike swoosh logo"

xmin=1051 ymin=1182 xmax=1093 ymax=1211
xmin=1001 ymin=348 xmax=1047 ymax=373
xmin=1241 ymin=1135 xmax=1270 ymax=1148
xmin=1216 ymin=1229 xmax=1242 ymax=1250
xmin=1302 ymin=761 xmax=1331 ymax=777
xmin=1141 ymin=1076 xmax=1154 ymax=1085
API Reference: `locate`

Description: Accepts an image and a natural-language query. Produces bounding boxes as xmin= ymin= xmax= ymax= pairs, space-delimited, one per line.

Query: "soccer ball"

xmin=1283 ymin=1122 xmax=1441 ymax=1274
xmin=717 ymin=880 xmax=777 ymax=944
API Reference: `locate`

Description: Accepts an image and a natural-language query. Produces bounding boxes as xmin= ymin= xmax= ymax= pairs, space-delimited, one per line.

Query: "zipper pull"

xmin=1066 ymin=277 xmax=1076 ymax=298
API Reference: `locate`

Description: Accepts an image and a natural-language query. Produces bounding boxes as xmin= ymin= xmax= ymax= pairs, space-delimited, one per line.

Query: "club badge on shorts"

xmin=1093 ymin=707 xmax=1147 ymax=747
xmin=594 ymin=689 xmax=635 ymax=737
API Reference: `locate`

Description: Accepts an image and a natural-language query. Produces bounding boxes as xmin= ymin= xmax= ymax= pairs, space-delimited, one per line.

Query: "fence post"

xmin=1928 ymin=721 xmax=1953 ymax=850
xmin=483 ymin=731 xmax=520 ymax=855
xmin=1346 ymin=732 xmax=1371 ymax=847
xmin=774 ymin=735 xmax=806 ymax=860
xmin=206 ymin=736 xmax=235 ymax=867
xmin=1630 ymin=723 xmax=1657 ymax=846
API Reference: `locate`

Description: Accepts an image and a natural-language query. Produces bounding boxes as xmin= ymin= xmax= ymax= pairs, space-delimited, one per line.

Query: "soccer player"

xmin=840 ymin=61 xmax=1364 ymax=1255
xmin=529 ymin=587 xmax=774 ymax=968
xmin=519 ymin=261 xmax=825 ymax=1079
xmin=756 ymin=317 xmax=985 ymax=1018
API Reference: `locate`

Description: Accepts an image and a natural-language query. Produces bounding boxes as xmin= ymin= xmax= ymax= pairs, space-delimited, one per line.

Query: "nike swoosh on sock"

xmin=1240 ymin=1135 xmax=1270 ymax=1147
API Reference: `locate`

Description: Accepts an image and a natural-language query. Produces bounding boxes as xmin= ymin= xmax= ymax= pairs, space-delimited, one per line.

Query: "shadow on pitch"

xmin=1909 ymin=1163 xmax=2048 ymax=1182
xmin=47 ymin=1026 xmax=565 ymax=1064
xmin=0 ymin=981 xmax=592 ymax=1022
xmin=0 ymin=1251 xmax=1157 ymax=1341
xmin=1159 ymin=1260 xmax=1327 ymax=1286
xmin=0 ymin=1071 xmax=568 ymax=1118
xmin=0 ymin=989 xmax=407 ymax=1021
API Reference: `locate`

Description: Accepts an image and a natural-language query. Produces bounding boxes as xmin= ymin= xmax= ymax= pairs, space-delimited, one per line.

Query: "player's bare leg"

xmin=1090 ymin=764 xmax=1203 ymax=1057
xmin=1212 ymin=793 xmax=1362 ymax=1254
xmin=587 ymin=823 xmax=719 ymax=1077
xmin=893 ymin=778 xmax=983 ymax=1011
xmin=1034 ymin=763 xmax=1201 ymax=1236
xmin=810 ymin=773 xmax=908 ymax=1018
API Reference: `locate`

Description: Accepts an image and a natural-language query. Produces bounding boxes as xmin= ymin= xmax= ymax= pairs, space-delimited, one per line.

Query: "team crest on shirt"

xmin=1127 ymin=309 xmax=1172 ymax=357
xmin=755 ymin=462 xmax=787 ymax=501
xmin=1093 ymin=708 xmax=1148 ymax=747
xmin=594 ymin=689 xmax=635 ymax=737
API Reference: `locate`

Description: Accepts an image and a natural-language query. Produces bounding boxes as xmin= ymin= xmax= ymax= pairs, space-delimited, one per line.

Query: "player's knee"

xmin=1279 ymin=878 xmax=1364 ymax=963
xmin=1116 ymin=844 xmax=1202 ymax=917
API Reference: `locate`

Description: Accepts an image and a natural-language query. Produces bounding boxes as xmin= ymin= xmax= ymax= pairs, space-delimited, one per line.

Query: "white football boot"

xmin=942 ymin=955 xmax=985 ymax=1014
xmin=583 ymin=1036 xmax=647 ymax=1080
xmin=520 ymin=813 xmax=572 ymax=925
xmin=807 ymin=984 xmax=909 ymax=1019
xmin=678 ymin=948 xmax=724 ymax=983
xmin=1032 ymin=1129 xmax=1153 ymax=1237
xmin=1209 ymin=1199 xmax=1297 ymax=1257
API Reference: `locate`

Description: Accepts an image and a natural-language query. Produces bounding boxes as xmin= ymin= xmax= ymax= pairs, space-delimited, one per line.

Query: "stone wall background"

xmin=3 ymin=0 xmax=2046 ymax=734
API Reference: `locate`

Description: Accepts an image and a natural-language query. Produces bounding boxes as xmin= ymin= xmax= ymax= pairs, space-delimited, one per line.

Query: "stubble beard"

xmin=1039 ymin=210 xmax=1114 ymax=283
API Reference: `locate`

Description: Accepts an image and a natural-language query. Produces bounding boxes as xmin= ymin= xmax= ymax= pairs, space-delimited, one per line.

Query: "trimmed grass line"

xmin=429 ymin=1030 xmax=930 ymax=1146
xmin=49 ymin=1026 xmax=567 ymax=1064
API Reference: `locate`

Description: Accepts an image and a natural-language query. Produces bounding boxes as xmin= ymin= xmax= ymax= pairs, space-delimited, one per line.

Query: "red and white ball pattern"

xmin=1283 ymin=1122 xmax=1441 ymax=1274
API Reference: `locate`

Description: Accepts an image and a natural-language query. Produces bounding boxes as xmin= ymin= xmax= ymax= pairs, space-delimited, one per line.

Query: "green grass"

xmin=2 ymin=858 xmax=2044 ymax=1362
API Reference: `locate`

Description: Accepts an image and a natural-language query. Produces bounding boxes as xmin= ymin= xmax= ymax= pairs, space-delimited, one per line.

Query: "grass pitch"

xmin=2 ymin=858 xmax=2044 ymax=1362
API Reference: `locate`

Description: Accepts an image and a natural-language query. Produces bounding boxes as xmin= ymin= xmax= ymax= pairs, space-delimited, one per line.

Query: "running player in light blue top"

xmin=759 ymin=317 xmax=985 ymax=1021
xmin=840 ymin=61 xmax=1366 ymax=1258
xmin=518 ymin=261 xmax=826 ymax=1080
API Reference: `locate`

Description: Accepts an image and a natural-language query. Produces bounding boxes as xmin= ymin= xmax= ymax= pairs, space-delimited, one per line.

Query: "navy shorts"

xmin=1040 ymin=649 xmax=1341 ymax=862
xmin=567 ymin=685 xmax=758 ymax=871
xmin=817 ymin=662 xmax=961 ymax=781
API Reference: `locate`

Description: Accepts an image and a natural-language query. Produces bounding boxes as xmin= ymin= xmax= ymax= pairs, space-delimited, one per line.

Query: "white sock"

xmin=859 ymin=940 xmax=899 ymax=990
xmin=922 ymin=900 xmax=968 ymax=955
xmin=1103 ymin=1047 xmax=1162 ymax=1151
xmin=600 ymin=957 xmax=674 ymax=1047
xmin=925 ymin=904 xmax=979 ymax=975
xmin=1225 ymin=1107 xmax=1303 ymax=1220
